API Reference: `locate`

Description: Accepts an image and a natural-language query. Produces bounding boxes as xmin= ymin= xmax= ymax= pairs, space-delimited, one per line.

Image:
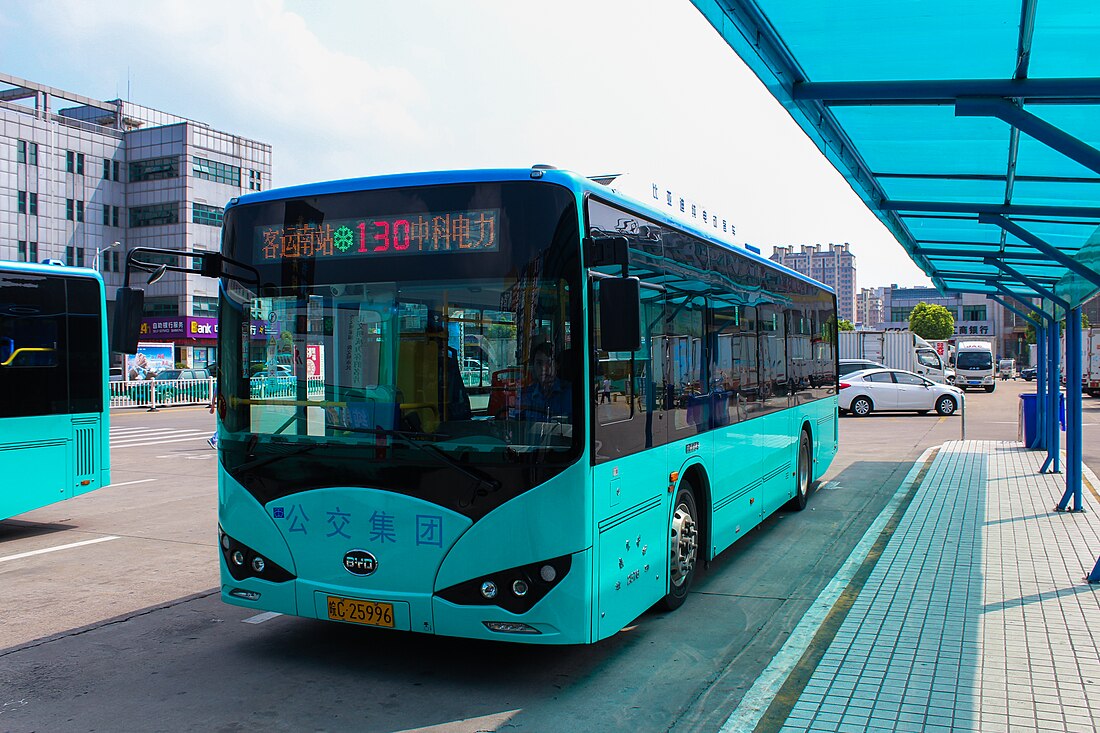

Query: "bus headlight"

xmin=218 ymin=525 xmax=295 ymax=583
xmin=437 ymin=554 xmax=572 ymax=614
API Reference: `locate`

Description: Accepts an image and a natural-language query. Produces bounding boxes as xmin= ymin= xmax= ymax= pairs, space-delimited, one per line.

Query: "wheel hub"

xmin=669 ymin=502 xmax=698 ymax=588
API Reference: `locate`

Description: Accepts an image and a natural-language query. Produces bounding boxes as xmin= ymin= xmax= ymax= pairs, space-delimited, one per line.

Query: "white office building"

xmin=1 ymin=72 xmax=271 ymax=368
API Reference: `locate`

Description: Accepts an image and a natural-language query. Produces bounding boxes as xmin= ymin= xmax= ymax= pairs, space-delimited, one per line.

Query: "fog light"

xmin=251 ymin=556 xmax=266 ymax=573
xmin=480 ymin=581 xmax=498 ymax=599
xmin=539 ymin=565 xmax=557 ymax=582
xmin=232 ymin=550 xmax=245 ymax=566
xmin=229 ymin=589 xmax=261 ymax=601
xmin=484 ymin=621 xmax=541 ymax=634
xmin=220 ymin=533 xmax=230 ymax=551
xmin=512 ymin=580 xmax=529 ymax=596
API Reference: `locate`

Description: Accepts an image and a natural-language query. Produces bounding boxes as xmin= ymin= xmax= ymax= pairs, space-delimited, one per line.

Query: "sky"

xmin=0 ymin=0 xmax=932 ymax=288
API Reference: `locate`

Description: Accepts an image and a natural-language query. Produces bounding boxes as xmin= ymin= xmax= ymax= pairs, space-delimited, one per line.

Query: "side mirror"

xmin=598 ymin=277 xmax=641 ymax=352
xmin=111 ymin=287 xmax=145 ymax=354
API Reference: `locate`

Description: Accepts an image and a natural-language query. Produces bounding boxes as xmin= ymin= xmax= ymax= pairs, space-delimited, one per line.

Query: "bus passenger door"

xmin=591 ymin=283 xmax=670 ymax=639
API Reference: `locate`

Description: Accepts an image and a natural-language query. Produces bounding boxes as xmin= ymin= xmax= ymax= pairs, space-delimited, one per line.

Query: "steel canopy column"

xmin=989 ymin=293 xmax=1048 ymax=449
xmin=993 ymin=285 xmax=1052 ymax=449
xmin=1042 ymin=304 xmax=1061 ymax=474
xmin=1057 ymin=306 xmax=1084 ymax=511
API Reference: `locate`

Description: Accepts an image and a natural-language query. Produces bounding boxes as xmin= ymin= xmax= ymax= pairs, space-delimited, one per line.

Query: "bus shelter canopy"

xmin=691 ymin=0 xmax=1100 ymax=308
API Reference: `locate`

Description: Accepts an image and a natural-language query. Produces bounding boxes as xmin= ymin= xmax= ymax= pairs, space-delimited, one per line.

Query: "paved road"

xmin=0 ymin=385 xmax=1095 ymax=732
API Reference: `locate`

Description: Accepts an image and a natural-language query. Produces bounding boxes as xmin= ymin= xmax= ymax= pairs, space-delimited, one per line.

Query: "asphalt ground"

xmin=0 ymin=381 xmax=1096 ymax=732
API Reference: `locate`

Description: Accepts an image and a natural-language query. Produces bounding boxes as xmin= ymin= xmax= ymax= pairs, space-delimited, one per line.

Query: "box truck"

xmin=1085 ymin=327 xmax=1100 ymax=397
xmin=955 ymin=339 xmax=996 ymax=392
xmin=838 ymin=330 xmax=950 ymax=382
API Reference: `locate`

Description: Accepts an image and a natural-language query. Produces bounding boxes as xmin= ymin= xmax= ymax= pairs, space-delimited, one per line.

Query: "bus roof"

xmin=230 ymin=167 xmax=834 ymax=295
xmin=1 ymin=259 xmax=104 ymax=283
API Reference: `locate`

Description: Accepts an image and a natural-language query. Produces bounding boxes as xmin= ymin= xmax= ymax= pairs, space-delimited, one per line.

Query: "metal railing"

xmin=110 ymin=378 xmax=215 ymax=410
xmin=111 ymin=377 xmax=327 ymax=409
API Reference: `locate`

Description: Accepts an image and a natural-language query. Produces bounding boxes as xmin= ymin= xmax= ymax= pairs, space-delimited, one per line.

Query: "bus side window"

xmin=592 ymin=280 xmax=666 ymax=462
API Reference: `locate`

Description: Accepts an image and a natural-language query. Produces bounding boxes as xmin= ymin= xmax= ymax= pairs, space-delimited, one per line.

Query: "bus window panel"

xmin=787 ymin=306 xmax=814 ymax=406
xmin=66 ymin=278 xmax=104 ymax=414
xmin=592 ymin=285 xmax=666 ymax=463
xmin=0 ymin=274 xmax=70 ymax=419
xmin=757 ymin=305 xmax=788 ymax=415
xmin=709 ymin=303 xmax=752 ymax=426
xmin=666 ymin=298 xmax=707 ymax=435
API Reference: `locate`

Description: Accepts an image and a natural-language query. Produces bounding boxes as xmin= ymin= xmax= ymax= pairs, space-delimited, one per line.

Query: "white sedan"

xmin=840 ymin=368 xmax=964 ymax=417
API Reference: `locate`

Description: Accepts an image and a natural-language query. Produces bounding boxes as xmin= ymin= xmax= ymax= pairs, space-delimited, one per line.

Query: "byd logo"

xmin=342 ymin=549 xmax=377 ymax=576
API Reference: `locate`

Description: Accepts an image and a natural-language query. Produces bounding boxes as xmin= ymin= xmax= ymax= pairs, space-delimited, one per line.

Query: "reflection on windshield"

xmin=956 ymin=352 xmax=992 ymax=369
xmin=225 ymin=277 xmax=578 ymax=458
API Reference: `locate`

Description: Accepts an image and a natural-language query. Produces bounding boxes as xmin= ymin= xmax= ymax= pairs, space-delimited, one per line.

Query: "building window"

xmin=103 ymin=159 xmax=111 ymax=179
xmin=17 ymin=140 xmax=38 ymax=166
xmin=130 ymin=202 xmax=179 ymax=228
xmin=17 ymin=241 xmax=38 ymax=262
xmin=193 ymin=296 xmax=218 ymax=315
xmin=193 ymin=157 xmax=240 ymax=186
xmin=65 ymin=151 xmax=85 ymax=175
xmin=248 ymin=169 xmax=262 ymax=191
xmin=142 ymin=297 xmax=179 ymax=317
xmin=961 ymin=305 xmax=987 ymax=322
xmin=65 ymin=246 xmax=85 ymax=267
xmin=102 ymin=204 xmax=122 ymax=227
xmin=18 ymin=191 xmax=26 ymax=214
xmin=129 ymin=156 xmax=179 ymax=182
xmin=891 ymin=307 xmax=911 ymax=322
xmin=66 ymin=199 xmax=74 ymax=221
xmin=192 ymin=203 xmax=224 ymax=226
xmin=112 ymin=251 xmax=121 ymax=273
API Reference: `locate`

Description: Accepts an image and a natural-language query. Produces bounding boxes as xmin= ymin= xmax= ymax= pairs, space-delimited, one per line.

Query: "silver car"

xmin=839 ymin=368 xmax=964 ymax=417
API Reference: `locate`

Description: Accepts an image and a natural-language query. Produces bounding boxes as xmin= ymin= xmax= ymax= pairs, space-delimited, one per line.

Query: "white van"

xmin=956 ymin=340 xmax=995 ymax=392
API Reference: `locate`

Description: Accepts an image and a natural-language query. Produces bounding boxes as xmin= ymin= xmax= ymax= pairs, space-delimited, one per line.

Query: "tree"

xmin=908 ymin=301 xmax=955 ymax=340
xmin=837 ymin=319 xmax=855 ymax=332
xmin=1025 ymin=310 xmax=1091 ymax=344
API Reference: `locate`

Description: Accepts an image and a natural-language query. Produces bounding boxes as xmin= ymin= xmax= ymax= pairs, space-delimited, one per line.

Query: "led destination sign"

xmin=257 ymin=208 xmax=499 ymax=262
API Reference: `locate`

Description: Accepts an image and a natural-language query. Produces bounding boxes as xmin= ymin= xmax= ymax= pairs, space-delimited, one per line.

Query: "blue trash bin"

xmin=1019 ymin=392 xmax=1066 ymax=446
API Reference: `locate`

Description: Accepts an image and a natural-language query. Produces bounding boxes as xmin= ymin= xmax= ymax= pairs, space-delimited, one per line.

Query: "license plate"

xmin=326 ymin=595 xmax=395 ymax=628
xmin=969 ymin=380 xmax=981 ymax=384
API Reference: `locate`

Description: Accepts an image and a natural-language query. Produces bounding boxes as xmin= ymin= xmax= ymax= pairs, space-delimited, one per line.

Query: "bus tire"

xmin=657 ymin=485 xmax=699 ymax=612
xmin=785 ymin=428 xmax=812 ymax=511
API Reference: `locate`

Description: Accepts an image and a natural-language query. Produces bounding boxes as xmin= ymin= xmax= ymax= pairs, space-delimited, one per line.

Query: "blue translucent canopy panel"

xmin=691 ymin=0 xmax=1100 ymax=306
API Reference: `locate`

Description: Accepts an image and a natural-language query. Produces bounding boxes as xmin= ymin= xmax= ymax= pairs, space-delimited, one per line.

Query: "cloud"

xmin=22 ymin=0 xmax=431 ymax=183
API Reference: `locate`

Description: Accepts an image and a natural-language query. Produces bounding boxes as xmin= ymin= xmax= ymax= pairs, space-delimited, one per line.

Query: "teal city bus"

xmin=203 ymin=167 xmax=837 ymax=643
xmin=0 ymin=261 xmax=110 ymax=520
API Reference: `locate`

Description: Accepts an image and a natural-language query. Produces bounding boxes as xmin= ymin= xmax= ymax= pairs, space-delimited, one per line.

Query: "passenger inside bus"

xmin=517 ymin=341 xmax=572 ymax=421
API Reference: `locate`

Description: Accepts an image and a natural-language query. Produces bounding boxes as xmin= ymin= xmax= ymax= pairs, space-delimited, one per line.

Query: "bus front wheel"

xmin=658 ymin=486 xmax=699 ymax=612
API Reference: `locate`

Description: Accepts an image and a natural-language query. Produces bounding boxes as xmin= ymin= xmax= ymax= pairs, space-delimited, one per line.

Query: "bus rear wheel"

xmin=785 ymin=429 xmax=812 ymax=511
xmin=657 ymin=486 xmax=698 ymax=612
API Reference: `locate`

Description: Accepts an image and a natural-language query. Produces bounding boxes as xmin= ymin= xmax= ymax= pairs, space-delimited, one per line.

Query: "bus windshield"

xmin=218 ymin=181 xmax=582 ymax=516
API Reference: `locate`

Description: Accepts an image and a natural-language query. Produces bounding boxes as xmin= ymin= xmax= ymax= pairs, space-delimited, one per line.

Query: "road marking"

xmin=242 ymin=612 xmax=282 ymax=624
xmin=106 ymin=479 xmax=157 ymax=488
xmin=112 ymin=434 xmax=212 ymax=449
xmin=0 ymin=536 xmax=120 ymax=564
xmin=718 ymin=445 xmax=937 ymax=733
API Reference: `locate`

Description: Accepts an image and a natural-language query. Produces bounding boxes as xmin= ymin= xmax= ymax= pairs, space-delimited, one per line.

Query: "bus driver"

xmin=518 ymin=341 xmax=572 ymax=421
